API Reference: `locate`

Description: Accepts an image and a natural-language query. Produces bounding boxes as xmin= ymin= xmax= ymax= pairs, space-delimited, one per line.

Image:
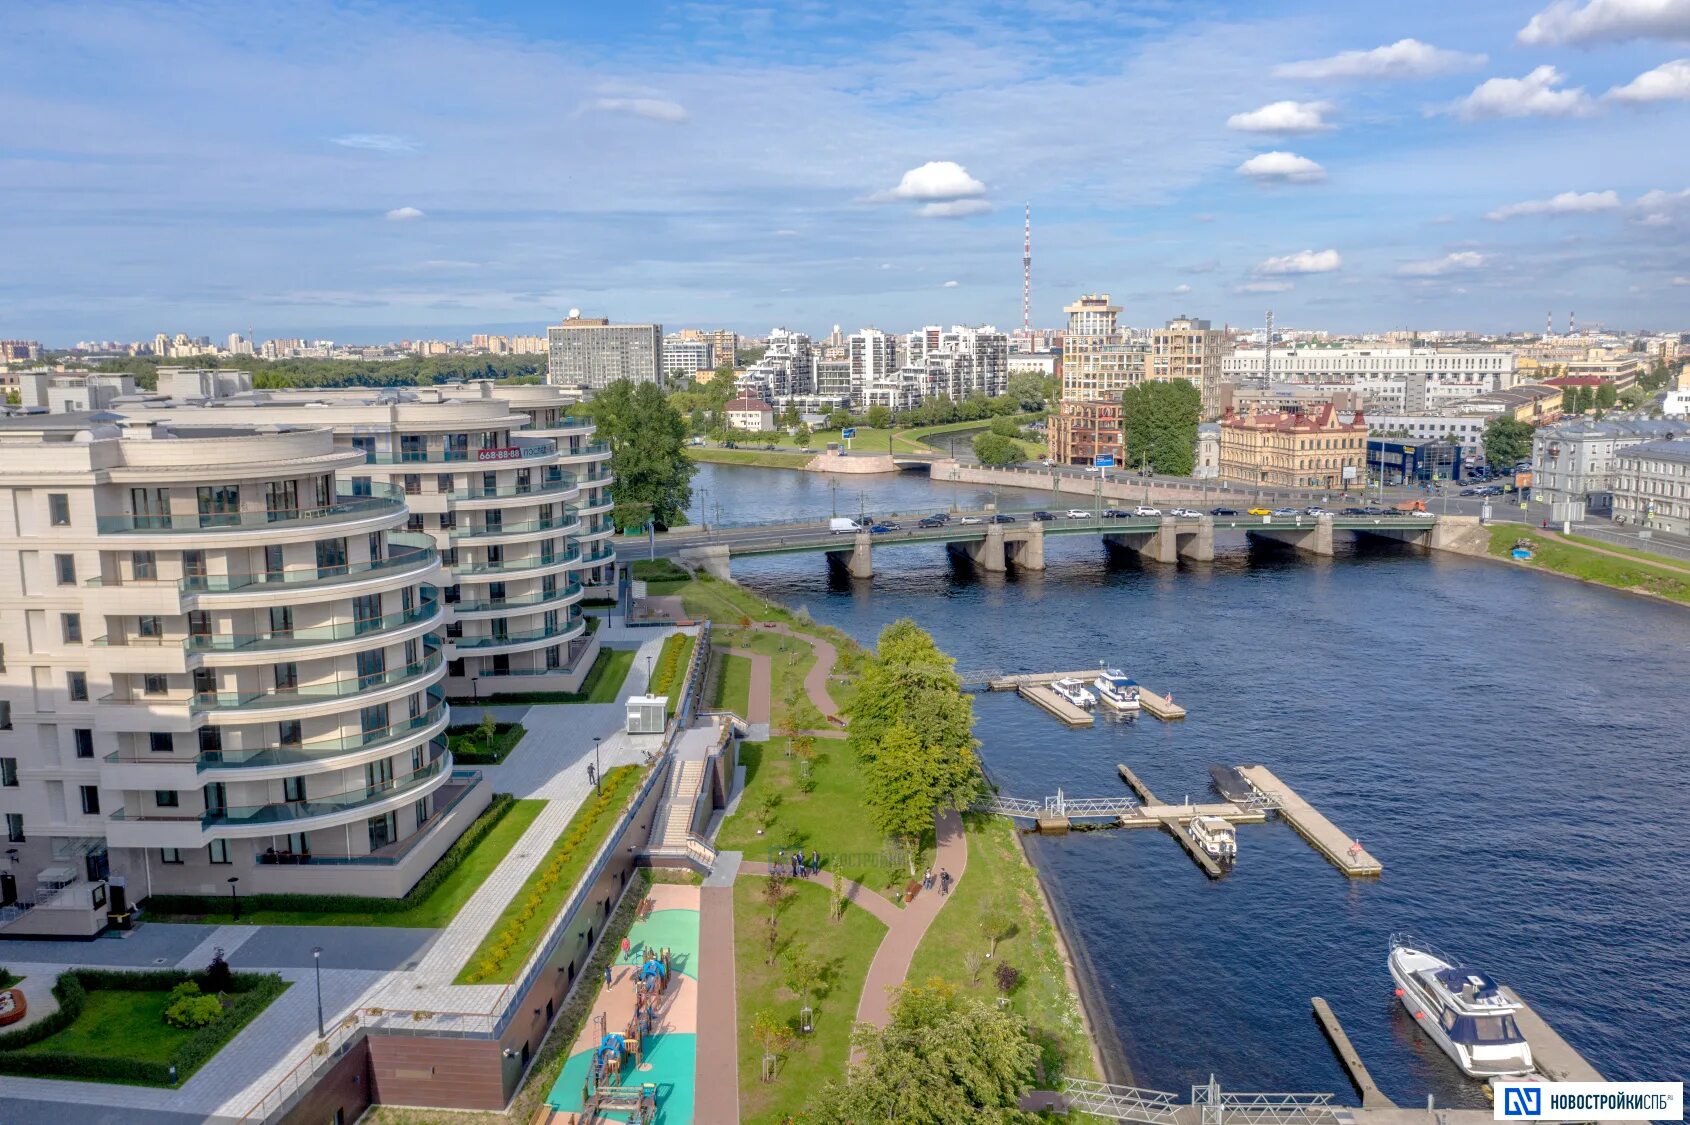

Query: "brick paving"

xmin=694 ymin=884 xmax=740 ymax=1125
xmin=719 ymin=647 xmax=772 ymax=725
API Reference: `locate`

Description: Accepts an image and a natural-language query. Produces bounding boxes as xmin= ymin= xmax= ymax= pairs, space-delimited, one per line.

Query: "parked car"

xmin=1065 ymin=509 xmax=1092 ymax=519
xmin=1210 ymin=506 xmax=1240 ymax=516
xmin=722 ymin=440 xmax=739 ymax=449
xmin=1459 ymin=487 xmax=1479 ymax=496
xmin=958 ymin=515 xmax=983 ymax=525
xmin=990 ymin=513 xmax=1017 ymax=524
xmin=1132 ymin=505 xmax=1162 ymax=517
xmin=1247 ymin=507 xmax=1273 ymax=516
xmin=1030 ymin=510 xmax=1056 ymax=521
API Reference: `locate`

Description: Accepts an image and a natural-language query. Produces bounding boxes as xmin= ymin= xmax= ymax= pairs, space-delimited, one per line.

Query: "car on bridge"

xmin=927 ymin=513 xmax=951 ymax=523
xmin=1248 ymin=507 xmax=1273 ymax=516
xmin=1271 ymin=507 xmax=1298 ymax=517
xmin=1304 ymin=506 xmax=1328 ymax=516
xmin=1030 ymin=510 xmax=1056 ymax=521
xmin=1132 ymin=505 xmax=1161 ymax=517
xmin=869 ymin=523 xmax=897 ymax=534
xmin=1341 ymin=507 xmax=1369 ymax=515
xmin=1170 ymin=507 xmax=1202 ymax=518
xmin=1102 ymin=508 xmax=1130 ymax=518
xmin=916 ymin=516 xmax=946 ymax=528
xmin=989 ymin=513 xmax=1017 ymax=523
xmin=958 ymin=515 xmax=983 ymax=524
xmin=1210 ymin=506 xmax=1240 ymax=516
xmin=1065 ymin=509 xmax=1091 ymax=519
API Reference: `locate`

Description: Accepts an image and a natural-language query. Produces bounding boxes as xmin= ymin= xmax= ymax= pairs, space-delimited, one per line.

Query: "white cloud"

xmin=1274 ymin=39 xmax=1485 ymax=80
xmin=1256 ymin=249 xmax=1342 ymax=275
xmin=1235 ymin=280 xmax=1294 ymax=293
xmin=384 ymin=206 xmax=425 ymax=221
xmin=1606 ymin=58 xmax=1690 ymax=102
xmin=1237 ymin=151 xmax=1326 ymax=183
xmin=1226 ymin=100 xmax=1335 ymax=134
xmin=578 ymin=97 xmax=688 ymax=123
xmin=919 ymin=198 xmax=992 ymax=218
xmin=1636 ymin=186 xmax=1690 ymax=223
xmin=1451 ymin=66 xmax=1594 ymax=119
xmin=331 ymin=133 xmax=419 ymax=153
xmin=942 ymin=279 xmax=959 ymax=287
xmin=1485 ymin=190 xmax=1621 ymax=220
xmin=772 ymin=228 xmax=800 ymax=236
xmin=1675 ymin=275 xmax=1690 ymax=285
xmin=1399 ymin=251 xmax=1488 ymax=276
xmin=1520 ymin=0 xmax=1690 ymax=45
xmin=1173 ymin=283 xmax=1192 ymax=294
xmin=879 ymin=161 xmax=987 ymax=201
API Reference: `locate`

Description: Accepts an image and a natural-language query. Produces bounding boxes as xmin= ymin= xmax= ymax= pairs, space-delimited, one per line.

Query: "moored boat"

xmin=1050 ymin=677 xmax=1096 ymax=709
xmin=1388 ymin=934 xmax=1534 ymax=1078
xmin=1093 ymin=668 xmax=1141 ymax=711
xmin=1185 ymin=815 xmax=1237 ymax=860
xmin=1209 ymin=765 xmax=1253 ymax=804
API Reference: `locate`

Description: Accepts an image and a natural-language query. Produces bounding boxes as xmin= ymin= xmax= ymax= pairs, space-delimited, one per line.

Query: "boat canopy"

xmin=1433 ymin=967 xmax=1505 ymax=1002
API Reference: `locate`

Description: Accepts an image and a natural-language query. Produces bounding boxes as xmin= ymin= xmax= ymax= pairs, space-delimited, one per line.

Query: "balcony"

xmin=558 ymin=441 xmax=611 ymax=460
xmin=578 ymin=543 xmax=617 ymax=567
xmin=99 ymin=647 xmax=445 ymax=712
xmin=453 ymin=546 xmax=580 ymax=577
xmin=96 ymin=494 xmax=403 ymax=535
xmin=449 ymin=509 xmax=580 ymax=540
xmin=183 ymin=593 xmax=440 ymax=654
xmin=449 ymin=614 xmax=583 ymax=651
xmin=360 ymin=438 xmax=556 ymax=464
xmin=448 ymin=474 xmax=574 ymax=501
xmin=202 ymin=747 xmax=449 ymax=829
xmin=451 ymin=579 xmax=581 ymax=615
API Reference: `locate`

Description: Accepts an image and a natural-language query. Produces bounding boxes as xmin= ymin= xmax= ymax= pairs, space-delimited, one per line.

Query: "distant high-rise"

xmin=546 ymin=311 xmax=664 ymax=390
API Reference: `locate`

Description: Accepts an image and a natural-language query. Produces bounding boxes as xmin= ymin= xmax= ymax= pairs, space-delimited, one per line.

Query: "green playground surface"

xmin=617 ymin=908 xmax=701 ymax=980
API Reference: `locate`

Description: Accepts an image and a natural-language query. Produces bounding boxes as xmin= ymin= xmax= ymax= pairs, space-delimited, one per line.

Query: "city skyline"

xmin=5 ymin=0 xmax=1690 ymax=340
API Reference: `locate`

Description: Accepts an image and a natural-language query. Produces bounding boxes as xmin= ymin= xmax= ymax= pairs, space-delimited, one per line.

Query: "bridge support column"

xmin=1006 ymin=521 xmax=1045 ymax=571
xmin=1178 ymin=516 xmax=1215 ymax=562
xmin=1245 ymin=515 xmax=1333 ymax=557
xmin=1105 ymin=519 xmax=1177 ymax=564
xmin=677 ymin=544 xmax=732 ymax=581
xmin=826 ymin=531 xmax=874 ymax=579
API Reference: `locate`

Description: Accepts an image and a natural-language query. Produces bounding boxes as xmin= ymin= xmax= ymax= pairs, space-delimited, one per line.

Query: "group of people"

xmin=776 ymin=848 xmax=822 ymax=878
xmin=921 ymin=867 xmax=953 ymax=895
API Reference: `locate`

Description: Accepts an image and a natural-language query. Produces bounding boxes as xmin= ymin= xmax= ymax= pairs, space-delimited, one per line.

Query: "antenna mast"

xmin=1021 ymin=204 xmax=1032 ymax=339
xmin=1262 ymin=309 xmax=1275 ymax=387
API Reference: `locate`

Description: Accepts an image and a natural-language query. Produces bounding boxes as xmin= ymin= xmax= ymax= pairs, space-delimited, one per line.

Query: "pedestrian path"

xmin=175 ymin=924 xmax=259 ymax=970
xmin=544 ymin=884 xmax=702 ymax=1125
xmin=718 ymin=647 xmax=771 ymax=726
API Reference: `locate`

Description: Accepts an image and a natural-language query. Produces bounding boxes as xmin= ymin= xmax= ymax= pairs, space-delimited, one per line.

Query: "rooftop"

xmin=1617 ymin=439 xmax=1690 ymax=464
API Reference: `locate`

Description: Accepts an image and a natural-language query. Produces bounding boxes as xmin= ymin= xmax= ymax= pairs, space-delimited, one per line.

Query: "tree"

xmin=979 ymin=896 xmax=1016 ymax=959
xmin=588 ymin=378 xmax=697 ymax=529
xmin=963 ymin=950 xmax=984 ymax=985
xmin=825 ymin=407 xmax=852 ymax=432
xmin=793 ymin=422 xmax=812 ymax=449
xmin=1004 ymin=371 xmax=1052 ymax=411
xmin=782 ymin=402 xmax=802 ymax=429
xmin=804 ymin=981 xmax=1041 ymax=1124
xmin=972 ymin=432 xmax=1021 ymax=466
xmin=1596 ymin=382 xmax=1618 ymax=410
xmin=988 ymin=415 xmax=1023 ymax=439
xmin=847 ymin=621 xmax=976 ymax=780
xmin=751 ymin=1008 xmax=795 ymax=1083
xmin=993 ymin=962 xmax=1022 ymax=996
xmin=1121 ymin=379 xmax=1200 ymax=475
xmin=478 ymin=711 xmax=499 ymax=757
xmin=829 ymin=871 xmax=846 ymax=923
xmin=1482 ymin=417 xmax=1534 ymax=471
xmin=782 ymin=941 xmax=825 ymax=1007
xmin=865 ymin=404 xmax=892 ymax=429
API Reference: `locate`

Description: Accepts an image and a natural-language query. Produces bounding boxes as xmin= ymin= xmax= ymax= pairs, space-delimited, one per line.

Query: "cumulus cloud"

xmin=1237 ymin=151 xmax=1326 ymax=183
xmin=1451 ymin=66 xmax=1594 ymax=118
xmin=1399 ymin=251 xmax=1488 ymax=276
xmin=1256 ymin=249 xmax=1342 ymax=275
xmin=578 ymin=97 xmax=689 ymax=123
xmin=1235 ymin=280 xmax=1295 ymax=293
xmin=1607 ymin=58 xmax=1690 ymax=102
xmin=920 ymin=199 xmax=992 ymax=218
xmin=942 ymin=280 xmax=959 ymax=287
xmin=331 ymin=133 xmax=420 ymax=153
xmin=1520 ymin=0 xmax=1690 ymax=45
xmin=1485 ymin=190 xmax=1621 ymax=220
xmin=1675 ymin=275 xmax=1690 ymax=285
xmin=1226 ymin=100 xmax=1335 ymax=134
xmin=878 ymin=161 xmax=987 ymax=202
xmin=384 ymin=206 xmax=425 ymax=221
xmin=1636 ymin=186 xmax=1690 ymax=223
xmin=1274 ymin=39 xmax=1485 ymax=80
xmin=1174 ymin=283 xmax=1192 ymax=294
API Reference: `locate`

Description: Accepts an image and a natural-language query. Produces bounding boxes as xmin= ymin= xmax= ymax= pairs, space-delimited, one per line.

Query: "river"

xmin=691 ymin=462 xmax=1690 ymax=1106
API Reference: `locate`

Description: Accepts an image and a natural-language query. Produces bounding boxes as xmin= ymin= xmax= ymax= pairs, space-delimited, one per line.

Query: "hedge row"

xmin=0 ymin=969 xmax=289 ymax=1085
xmin=142 ymin=792 xmax=514 ymax=916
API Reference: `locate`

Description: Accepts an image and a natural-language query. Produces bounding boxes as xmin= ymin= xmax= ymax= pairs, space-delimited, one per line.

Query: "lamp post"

xmin=226 ymin=876 xmax=240 ymax=922
xmin=313 ymin=946 xmax=324 ymax=1038
xmin=592 ymin=736 xmax=602 ymax=796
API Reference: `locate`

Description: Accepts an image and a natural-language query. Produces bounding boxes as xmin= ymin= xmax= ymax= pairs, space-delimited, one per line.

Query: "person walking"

xmin=923 ymin=867 xmax=934 ymax=890
xmin=620 ymin=936 xmax=631 ymax=961
xmin=604 ymin=963 xmax=613 ymax=989
xmin=939 ymin=868 xmax=951 ymax=895
xmin=810 ymin=849 xmax=820 ymax=875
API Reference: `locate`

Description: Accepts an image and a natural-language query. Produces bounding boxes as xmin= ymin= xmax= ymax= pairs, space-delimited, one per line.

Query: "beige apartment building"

xmin=0 ymin=383 xmax=615 ymax=936
xmin=1153 ymin=316 xmax=1224 ymax=417
xmin=1218 ymin=403 xmax=1369 ymax=490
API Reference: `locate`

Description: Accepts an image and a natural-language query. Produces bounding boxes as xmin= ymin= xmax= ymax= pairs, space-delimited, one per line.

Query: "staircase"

xmin=643 ymin=759 xmax=715 ymax=869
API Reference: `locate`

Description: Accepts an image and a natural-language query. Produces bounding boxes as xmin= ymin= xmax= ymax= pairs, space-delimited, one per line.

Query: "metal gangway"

xmin=975 ymin=787 xmax=1140 ymax=820
xmin=1060 ymin=1078 xmax=1184 ymax=1124
xmin=1056 ymin=1076 xmax=1338 ymax=1125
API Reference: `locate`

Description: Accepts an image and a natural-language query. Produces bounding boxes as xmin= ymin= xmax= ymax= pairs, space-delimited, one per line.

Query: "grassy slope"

xmin=710 ymin=652 xmax=753 ymax=716
xmin=1486 ymin=525 xmax=1690 ymax=604
xmin=905 ymin=814 xmax=1099 ymax=1083
xmin=482 ymin=647 xmax=634 ymax=705
xmin=686 ymin=447 xmax=815 ymax=469
xmin=146 ymin=799 xmax=545 ymax=927
xmin=733 ymin=877 xmax=886 ymax=1125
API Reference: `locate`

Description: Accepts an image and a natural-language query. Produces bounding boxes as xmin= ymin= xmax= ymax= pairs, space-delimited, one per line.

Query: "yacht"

xmin=1092 ymin=669 xmax=1142 ymax=711
xmin=1050 ymin=678 xmax=1096 ymax=709
xmin=1185 ymin=816 xmax=1237 ymax=860
xmin=1388 ymin=935 xmax=1534 ymax=1078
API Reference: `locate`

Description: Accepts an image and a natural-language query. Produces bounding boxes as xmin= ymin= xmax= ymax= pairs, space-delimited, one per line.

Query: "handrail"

xmin=451 ymin=579 xmax=581 ymax=613
xmin=95 ymin=494 xmax=403 ymax=534
xmin=360 ymin=437 xmax=557 ymax=464
xmin=452 ymin=547 xmax=579 ymax=576
xmin=179 ymin=596 xmax=439 ymax=652
xmin=449 ymin=616 xmax=584 ymax=649
xmin=99 ymin=647 xmax=444 ymax=709
xmin=105 ymin=692 xmax=449 ymax=768
xmin=448 ymin=473 xmax=573 ymax=501
xmin=449 ymin=509 xmax=580 ymax=539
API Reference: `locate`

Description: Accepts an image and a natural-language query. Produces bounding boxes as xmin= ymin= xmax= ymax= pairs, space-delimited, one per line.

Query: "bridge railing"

xmin=1061 ymin=1078 xmax=1184 ymax=1125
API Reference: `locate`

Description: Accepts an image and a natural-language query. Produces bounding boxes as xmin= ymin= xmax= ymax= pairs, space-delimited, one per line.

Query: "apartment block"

xmin=661 ymin=338 xmax=715 ymax=380
xmin=1218 ymin=403 xmax=1369 ymax=490
xmin=1153 ymin=316 xmax=1224 ymax=417
xmin=546 ymin=315 xmax=663 ymax=389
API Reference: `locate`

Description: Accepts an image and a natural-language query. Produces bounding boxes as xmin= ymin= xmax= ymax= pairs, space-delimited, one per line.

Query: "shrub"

xmin=164 ymin=993 xmax=225 ymax=1029
xmin=167 ymin=980 xmax=201 ymax=1004
xmin=994 ymin=962 xmax=1022 ymax=995
xmin=204 ymin=949 xmax=233 ymax=993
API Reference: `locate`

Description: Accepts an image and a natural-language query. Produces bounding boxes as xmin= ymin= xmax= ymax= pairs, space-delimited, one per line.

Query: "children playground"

xmin=546 ymin=883 xmax=701 ymax=1125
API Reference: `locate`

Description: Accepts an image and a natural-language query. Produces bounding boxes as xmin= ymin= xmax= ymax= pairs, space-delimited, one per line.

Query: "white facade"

xmin=1222 ymin=348 xmax=1514 ymax=411
xmin=661 ymin=339 xmax=714 ymax=380
xmin=739 ymin=328 xmax=815 ymax=402
xmin=1531 ymin=418 xmax=1686 ymax=516
xmin=849 ymin=329 xmax=900 ymax=408
xmin=546 ymin=318 xmax=664 ymax=389
xmin=1612 ymin=439 xmax=1690 ymax=534
xmin=1366 ymin=414 xmax=1489 ymax=455
xmin=904 ymin=325 xmax=1010 ymax=401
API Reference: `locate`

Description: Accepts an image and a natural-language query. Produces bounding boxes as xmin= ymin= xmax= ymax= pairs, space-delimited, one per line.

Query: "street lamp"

xmin=592 ymin=736 xmax=602 ymax=796
xmin=226 ymin=876 xmax=240 ymax=922
xmin=313 ymin=947 xmax=324 ymax=1038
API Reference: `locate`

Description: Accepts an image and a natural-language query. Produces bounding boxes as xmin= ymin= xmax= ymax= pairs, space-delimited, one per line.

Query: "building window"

xmin=55 ymin=553 xmax=76 ymax=585
xmin=283 ymin=776 xmax=306 ymax=802
xmin=274 ymin=662 xmax=298 ymax=691
xmin=414 ymin=796 xmax=430 ymax=828
xmin=160 ymin=847 xmax=183 ymax=864
xmin=80 ymin=785 xmax=101 ymax=815
xmin=132 ymin=550 xmax=157 ymax=580
xmin=6 ymin=814 xmax=24 ymax=843
xmin=156 ymin=790 xmax=179 ymax=808
xmin=149 ymin=731 xmax=173 ymax=754
xmin=0 ymin=757 xmax=16 ymax=787
xmin=199 ymin=726 xmax=222 ymax=758
xmin=143 ymin=673 xmax=168 ymax=696
xmin=208 ymin=839 xmax=231 ymax=864
xmin=49 ymin=493 xmax=71 ymax=526
xmin=279 ymin=720 xmax=301 ymax=747
xmin=62 ymin=613 xmax=82 ymax=644
xmin=138 ymin=614 xmax=162 ymax=639
xmin=68 ymin=671 xmax=89 ymax=702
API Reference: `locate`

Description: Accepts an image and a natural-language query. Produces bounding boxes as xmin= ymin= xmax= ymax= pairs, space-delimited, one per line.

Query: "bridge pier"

xmin=825 ymin=531 xmax=874 ymax=579
xmin=677 ymin=543 xmax=733 ymax=580
xmin=948 ymin=523 xmax=1008 ymax=572
xmin=1179 ymin=516 xmax=1215 ymax=562
xmin=1245 ymin=514 xmax=1334 ymax=557
xmin=1105 ymin=520 xmax=1176 ymax=564
xmin=1005 ymin=521 xmax=1045 ymax=571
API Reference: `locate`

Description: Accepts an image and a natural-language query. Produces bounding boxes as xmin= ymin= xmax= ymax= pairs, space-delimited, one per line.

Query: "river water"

xmin=690 ymin=463 xmax=1690 ymax=1106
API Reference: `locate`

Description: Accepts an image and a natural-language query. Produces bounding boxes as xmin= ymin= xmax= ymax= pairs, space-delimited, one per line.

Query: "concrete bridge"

xmin=668 ymin=511 xmax=1487 ymax=580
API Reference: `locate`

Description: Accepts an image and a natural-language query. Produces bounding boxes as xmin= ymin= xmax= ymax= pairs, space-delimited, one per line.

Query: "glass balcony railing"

xmin=450 ymin=614 xmax=583 ymax=650
xmin=360 ymin=438 xmax=556 ymax=464
xmin=100 ymin=646 xmax=444 ymax=710
xmin=579 ymin=543 xmax=616 ymax=566
xmin=451 ymin=579 xmax=580 ymax=613
xmin=558 ymin=441 xmax=610 ymax=459
xmin=183 ymin=594 xmax=439 ymax=653
xmin=201 ymin=743 xmax=449 ymax=828
xmin=448 ymin=474 xmax=573 ymax=501
xmin=96 ymin=494 xmax=403 ymax=535
xmin=453 ymin=546 xmax=580 ymax=576
xmin=449 ymin=509 xmax=579 ymax=540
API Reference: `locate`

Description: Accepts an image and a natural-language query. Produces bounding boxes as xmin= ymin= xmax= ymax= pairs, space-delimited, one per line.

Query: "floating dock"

xmin=1237 ymin=765 xmax=1381 ymax=877
xmin=1503 ymin=987 xmax=1605 ymax=1082
xmin=989 ymin=670 xmax=1186 ymax=720
xmin=1017 ymin=683 xmax=1094 ymax=727
xmin=1114 ymin=763 xmax=1264 ymax=878
xmin=1312 ymin=997 xmax=1395 ymax=1109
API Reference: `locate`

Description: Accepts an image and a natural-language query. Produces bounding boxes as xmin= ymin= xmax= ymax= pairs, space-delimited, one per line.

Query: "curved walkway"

xmin=718 ymin=648 xmax=772 ymax=725
xmin=738 ymin=862 xmax=901 ymax=928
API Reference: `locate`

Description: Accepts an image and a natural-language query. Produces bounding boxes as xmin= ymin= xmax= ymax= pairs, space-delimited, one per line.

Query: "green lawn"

xmin=734 ymin=876 xmax=886 ymax=1125
xmin=649 ymin=632 xmax=697 ymax=713
xmin=146 ymin=798 xmax=544 ymax=926
xmin=710 ymin=652 xmax=753 ymax=717
xmin=714 ymin=627 xmax=826 ymax=730
xmin=16 ymin=988 xmax=189 ymax=1064
xmin=906 ymin=814 xmax=1099 ymax=1083
xmin=457 ymin=765 xmax=646 ymax=983
xmin=686 ymin=447 xmax=816 ymax=469
xmin=1487 ymin=525 xmax=1690 ymax=604
xmin=0 ymin=969 xmax=19 ymax=989
xmin=447 ymin=722 xmax=525 ymax=765
xmin=481 ymin=647 xmax=634 ymax=704
xmin=631 ymin=558 xmax=690 ymax=583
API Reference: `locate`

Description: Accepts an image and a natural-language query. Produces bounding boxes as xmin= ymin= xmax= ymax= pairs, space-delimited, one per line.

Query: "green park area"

xmin=709 ymin=652 xmax=752 ymax=717
xmin=447 ymin=720 xmax=526 ymax=765
xmin=1488 ymin=525 xmax=1690 ymax=605
xmin=480 ymin=646 xmax=633 ymax=705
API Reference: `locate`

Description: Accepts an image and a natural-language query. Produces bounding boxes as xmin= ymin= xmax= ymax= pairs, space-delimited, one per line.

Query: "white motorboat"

xmin=1185 ymin=816 xmax=1237 ymax=860
xmin=1092 ymin=669 xmax=1142 ymax=711
xmin=1050 ymin=678 xmax=1096 ymax=709
xmin=1388 ymin=934 xmax=1534 ymax=1078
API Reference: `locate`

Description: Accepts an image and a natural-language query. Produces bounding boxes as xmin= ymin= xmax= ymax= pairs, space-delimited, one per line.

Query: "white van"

xmin=829 ymin=517 xmax=861 ymax=534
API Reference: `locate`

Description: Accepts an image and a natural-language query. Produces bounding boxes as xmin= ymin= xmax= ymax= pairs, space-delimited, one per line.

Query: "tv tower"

xmin=1546 ymin=311 xmax=1552 ymax=338
xmin=1021 ymin=204 xmax=1032 ymax=337
xmin=1262 ymin=309 xmax=1275 ymax=387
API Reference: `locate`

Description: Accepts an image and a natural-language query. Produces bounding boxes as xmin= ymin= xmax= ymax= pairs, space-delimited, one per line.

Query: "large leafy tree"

xmin=1482 ymin=417 xmax=1535 ymax=470
xmin=1121 ymin=378 xmax=1200 ymax=475
xmin=805 ymin=981 xmax=1041 ymax=1125
xmin=972 ymin=432 xmax=1021 ymax=466
xmin=591 ymin=378 xmax=697 ymax=529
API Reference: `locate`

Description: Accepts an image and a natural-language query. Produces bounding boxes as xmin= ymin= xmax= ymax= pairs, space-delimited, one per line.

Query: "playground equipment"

xmin=637 ymin=956 xmax=669 ymax=995
xmin=582 ymin=1082 xmax=657 ymax=1124
xmin=590 ymin=1033 xmax=627 ymax=1090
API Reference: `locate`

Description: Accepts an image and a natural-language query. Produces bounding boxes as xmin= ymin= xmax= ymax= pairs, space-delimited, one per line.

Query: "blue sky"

xmin=4 ymin=0 xmax=1689 ymax=342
